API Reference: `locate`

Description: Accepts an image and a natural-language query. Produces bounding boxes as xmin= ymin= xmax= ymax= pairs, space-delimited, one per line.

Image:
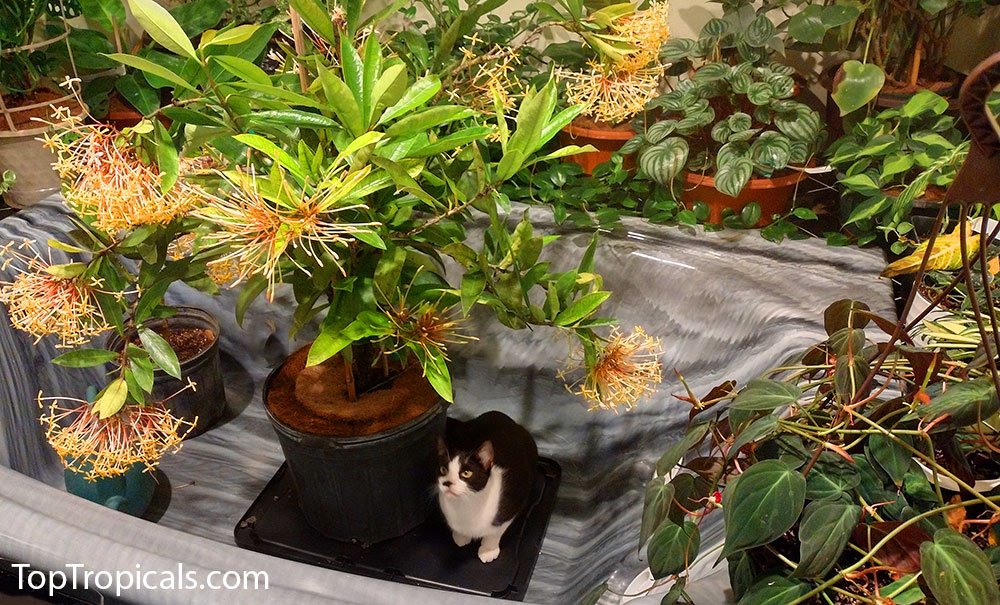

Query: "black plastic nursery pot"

xmin=262 ymin=358 xmax=449 ymax=545
xmin=106 ymin=306 xmax=227 ymax=437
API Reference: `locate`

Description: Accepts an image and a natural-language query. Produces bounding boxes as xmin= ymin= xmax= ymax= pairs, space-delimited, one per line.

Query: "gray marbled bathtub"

xmin=0 ymin=199 xmax=894 ymax=604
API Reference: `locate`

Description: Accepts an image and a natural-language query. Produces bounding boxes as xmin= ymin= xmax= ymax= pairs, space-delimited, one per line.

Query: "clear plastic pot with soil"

xmin=105 ymin=306 xmax=226 ymax=437
xmin=262 ymin=344 xmax=448 ymax=545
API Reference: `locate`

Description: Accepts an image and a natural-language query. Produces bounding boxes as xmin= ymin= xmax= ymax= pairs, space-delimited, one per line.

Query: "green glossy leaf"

xmin=126 ymin=0 xmax=197 ymax=60
xmin=714 ymin=156 xmax=753 ymax=197
xmin=250 ymin=109 xmax=340 ymax=128
xmin=744 ymin=14 xmax=775 ymax=46
xmin=210 ymin=55 xmax=270 ymax=86
xmin=833 ymin=61 xmax=886 ymax=116
xmin=919 ymin=0 xmax=949 ymax=14
xmin=80 ymin=0 xmax=126 ymax=31
xmin=460 ymin=271 xmax=486 ymax=316
xmin=154 ymin=120 xmax=178 ymax=193
xmin=751 ymin=132 xmax=791 ymax=172
xmin=553 ymin=291 xmax=611 ymax=326
xmin=869 ymin=433 xmax=912 ymax=487
xmin=648 ymin=521 xmax=700 ymax=579
xmin=373 ymin=245 xmax=407 ymax=299
xmin=168 ymin=0 xmax=226 ymax=38
xmin=921 ymin=529 xmax=1000 ymax=605
xmin=907 ymin=377 xmax=1000 ymax=430
xmin=52 ymin=349 xmax=119 ymax=368
xmin=806 ymin=451 xmax=861 ymax=500
xmin=235 ymin=274 xmax=266 ymax=326
xmin=795 ymin=500 xmax=861 ymax=578
xmin=657 ymin=423 xmax=710 ymax=476
xmin=845 ymin=195 xmax=890 ymax=225
xmin=233 ymin=134 xmax=306 ymax=181
xmin=45 ymin=263 xmax=87 ymax=278
xmin=722 ymin=460 xmax=806 ymax=557
xmin=640 ymin=477 xmax=674 ymax=549
xmin=731 ymin=379 xmax=802 ymax=411
xmin=202 ymin=24 xmax=259 ymax=47
xmin=377 ymin=76 xmax=442 ymax=126
xmin=738 ymin=575 xmax=810 ymax=605
xmin=385 ymin=105 xmax=475 ymax=138
xmin=730 ymin=414 xmax=778 ymax=455
xmin=787 ymin=5 xmax=826 ymax=44
xmin=288 ymin=0 xmax=338 ymax=43
xmin=638 ymin=137 xmax=689 ymax=186
xmin=138 ymin=327 xmax=181 ymax=379
xmin=880 ymin=575 xmax=925 ymax=605
xmin=115 ymin=73 xmax=159 ymax=116
xmin=106 ymin=53 xmax=195 ymax=91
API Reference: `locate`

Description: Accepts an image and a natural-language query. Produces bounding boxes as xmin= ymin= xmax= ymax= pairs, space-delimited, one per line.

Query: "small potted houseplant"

xmin=0 ymin=114 xmax=219 ymax=509
xmin=108 ymin=0 xmax=660 ymax=544
xmin=828 ymin=90 xmax=970 ymax=253
xmin=0 ymin=1 xmax=83 ymax=208
xmin=828 ymin=0 xmax=990 ymax=117
xmin=630 ymin=61 xmax=825 ymax=226
xmin=629 ymin=299 xmax=1000 ymax=604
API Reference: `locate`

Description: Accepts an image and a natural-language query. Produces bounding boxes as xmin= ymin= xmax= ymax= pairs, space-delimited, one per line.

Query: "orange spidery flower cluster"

xmin=450 ymin=34 xmax=525 ymax=112
xmin=39 ymin=392 xmax=195 ymax=480
xmin=385 ymin=301 xmax=475 ymax=360
xmin=190 ymin=169 xmax=379 ymax=298
xmin=568 ymin=326 xmax=663 ymax=412
xmin=561 ymin=62 xmax=664 ymax=125
xmin=0 ymin=240 xmax=108 ymax=348
xmin=613 ymin=1 xmax=671 ymax=74
xmin=40 ymin=113 xmax=196 ymax=231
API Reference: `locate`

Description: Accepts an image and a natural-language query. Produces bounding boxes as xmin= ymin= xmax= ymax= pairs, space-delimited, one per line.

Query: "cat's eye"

xmin=439 ymin=465 xmax=447 ymax=475
xmin=460 ymin=470 xmax=473 ymax=479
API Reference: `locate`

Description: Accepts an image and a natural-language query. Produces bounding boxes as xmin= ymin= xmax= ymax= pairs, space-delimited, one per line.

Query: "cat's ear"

xmin=477 ymin=441 xmax=494 ymax=469
xmin=437 ymin=437 xmax=448 ymax=460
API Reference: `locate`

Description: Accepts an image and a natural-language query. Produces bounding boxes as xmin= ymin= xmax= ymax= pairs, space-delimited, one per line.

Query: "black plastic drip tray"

xmin=234 ymin=458 xmax=561 ymax=601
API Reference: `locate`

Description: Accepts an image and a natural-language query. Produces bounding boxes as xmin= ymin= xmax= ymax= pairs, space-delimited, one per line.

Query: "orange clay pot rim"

xmin=562 ymin=122 xmax=636 ymax=140
xmin=684 ymin=166 xmax=809 ymax=190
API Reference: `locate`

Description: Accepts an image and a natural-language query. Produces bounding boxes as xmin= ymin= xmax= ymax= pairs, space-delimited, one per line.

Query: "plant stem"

xmin=288 ymin=8 xmax=310 ymax=94
xmin=850 ymin=411 xmax=1000 ymax=514
xmin=884 ymin=571 xmax=921 ymax=601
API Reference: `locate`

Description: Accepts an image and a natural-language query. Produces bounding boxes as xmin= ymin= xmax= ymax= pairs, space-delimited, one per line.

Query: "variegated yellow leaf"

xmin=882 ymin=224 xmax=981 ymax=277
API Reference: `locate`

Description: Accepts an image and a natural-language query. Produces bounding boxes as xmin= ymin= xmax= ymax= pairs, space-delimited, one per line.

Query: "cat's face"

xmin=437 ymin=439 xmax=493 ymax=498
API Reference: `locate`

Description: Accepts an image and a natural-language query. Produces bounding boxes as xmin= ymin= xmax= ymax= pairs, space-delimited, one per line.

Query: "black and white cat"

xmin=437 ymin=411 xmax=538 ymax=563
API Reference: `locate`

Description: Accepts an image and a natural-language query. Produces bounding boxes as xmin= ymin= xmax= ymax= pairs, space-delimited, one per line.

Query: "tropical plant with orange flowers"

xmin=0 ymin=94 xmax=236 ymax=480
xmin=93 ymin=0 xmax=662 ymax=411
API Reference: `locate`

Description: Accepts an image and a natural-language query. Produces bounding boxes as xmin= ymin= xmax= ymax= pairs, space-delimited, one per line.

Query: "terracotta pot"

xmin=105 ymin=93 xmax=171 ymax=131
xmin=106 ymin=93 xmax=145 ymax=130
xmin=558 ymin=120 xmax=635 ymax=175
xmin=681 ymin=169 xmax=808 ymax=227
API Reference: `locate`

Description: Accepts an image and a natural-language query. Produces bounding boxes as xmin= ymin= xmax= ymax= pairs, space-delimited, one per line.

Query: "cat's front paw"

xmin=478 ymin=546 xmax=500 ymax=563
xmin=452 ymin=531 xmax=472 ymax=547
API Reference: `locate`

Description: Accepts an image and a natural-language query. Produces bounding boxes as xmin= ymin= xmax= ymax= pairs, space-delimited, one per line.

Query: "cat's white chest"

xmin=439 ymin=468 xmax=507 ymax=538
